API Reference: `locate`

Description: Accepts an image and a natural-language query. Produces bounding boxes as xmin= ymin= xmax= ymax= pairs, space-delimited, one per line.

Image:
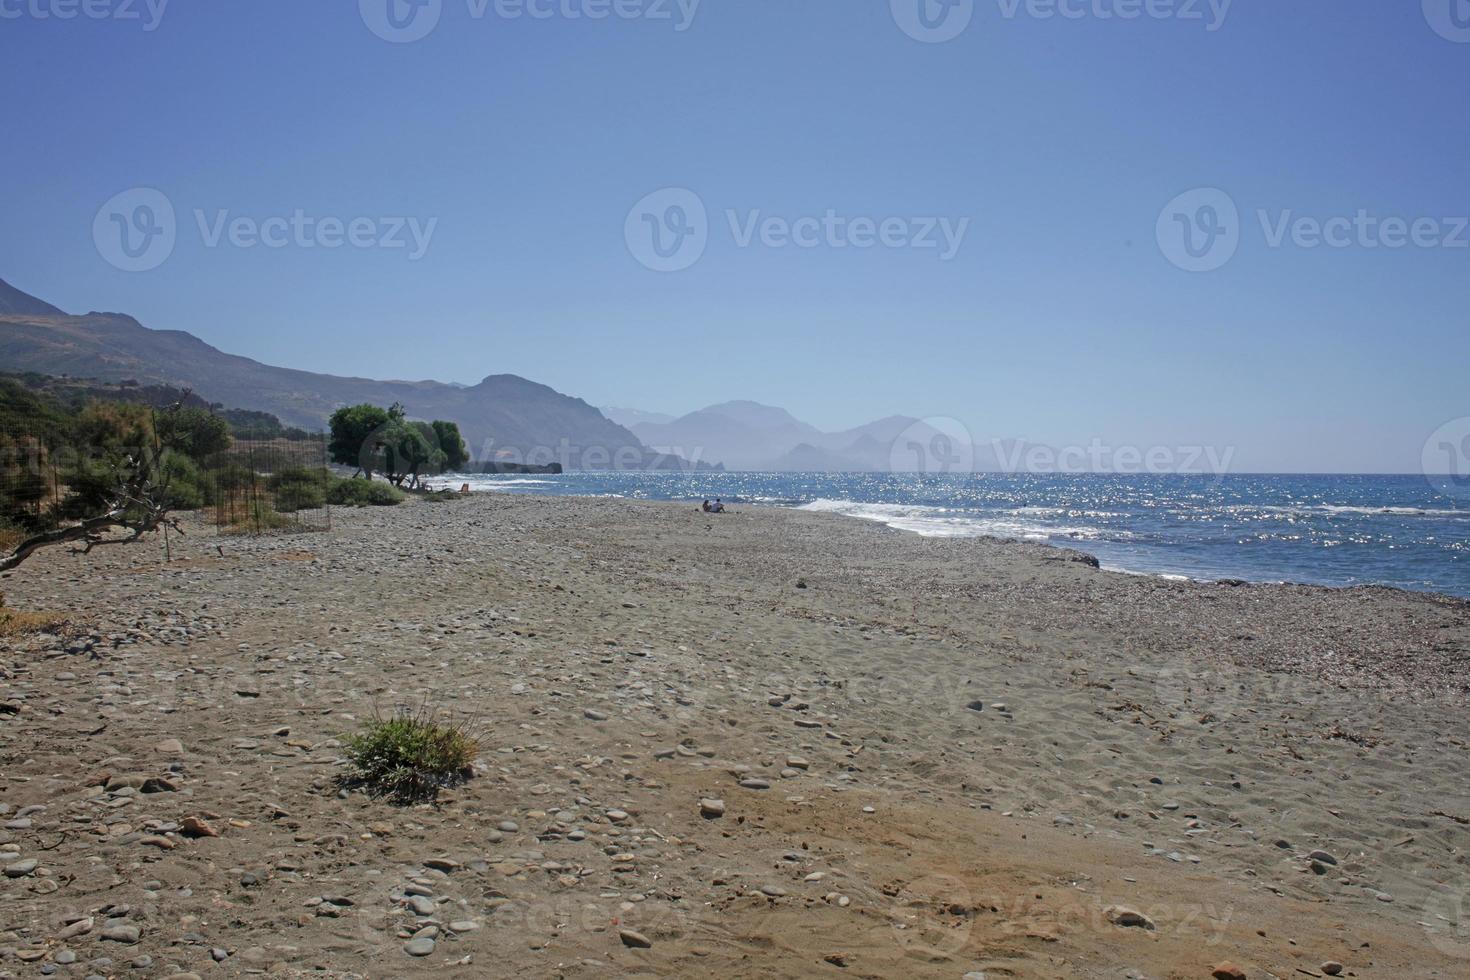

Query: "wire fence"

xmin=210 ymin=435 xmax=332 ymax=536
xmin=0 ymin=430 xmax=64 ymax=539
xmin=0 ymin=422 xmax=332 ymax=552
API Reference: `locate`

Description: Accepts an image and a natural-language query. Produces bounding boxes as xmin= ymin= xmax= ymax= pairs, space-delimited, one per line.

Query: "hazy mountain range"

xmin=605 ymin=401 xmax=1008 ymax=472
xmin=2 ymin=277 xmax=994 ymax=473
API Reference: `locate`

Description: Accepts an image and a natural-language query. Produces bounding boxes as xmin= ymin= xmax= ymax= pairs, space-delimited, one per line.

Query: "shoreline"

xmin=463 ymin=480 xmax=1470 ymax=605
xmin=3 ymin=493 xmax=1467 ymax=976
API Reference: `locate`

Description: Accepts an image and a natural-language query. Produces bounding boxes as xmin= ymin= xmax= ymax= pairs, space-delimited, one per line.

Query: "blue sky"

xmin=1 ymin=0 xmax=1466 ymax=472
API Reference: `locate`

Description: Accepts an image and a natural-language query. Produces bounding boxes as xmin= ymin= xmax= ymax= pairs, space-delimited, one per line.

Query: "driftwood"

xmin=1 ymin=400 xmax=190 ymax=574
xmin=0 ymin=466 xmax=183 ymax=573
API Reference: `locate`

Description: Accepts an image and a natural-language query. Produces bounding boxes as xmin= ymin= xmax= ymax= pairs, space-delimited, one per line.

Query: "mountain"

xmin=626 ymin=400 xmax=999 ymax=471
xmin=633 ymin=401 xmax=825 ymax=470
xmin=0 ymin=278 xmax=708 ymax=471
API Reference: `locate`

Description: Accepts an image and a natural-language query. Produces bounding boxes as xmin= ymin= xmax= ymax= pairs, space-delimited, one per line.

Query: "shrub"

xmin=327 ymin=477 xmax=405 ymax=507
xmin=339 ymin=708 xmax=479 ymax=804
xmin=269 ymin=466 xmax=329 ymax=512
xmin=162 ymin=453 xmax=207 ymax=510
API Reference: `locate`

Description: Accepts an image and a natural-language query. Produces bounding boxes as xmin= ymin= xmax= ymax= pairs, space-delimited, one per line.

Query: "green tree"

xmin=155 ymin=407 xmax=230 ymax=460
xmin=328 ymin=403 xmax=392 ymax=479
xmin=431 ymin=420 xmax=469 ymax=471
xmin=378 ymin=418 xmax=443 ymax=487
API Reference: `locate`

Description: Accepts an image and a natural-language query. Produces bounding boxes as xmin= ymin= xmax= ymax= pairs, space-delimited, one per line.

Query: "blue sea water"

xmin=441 ymin=472 xmax=1470 ymax=598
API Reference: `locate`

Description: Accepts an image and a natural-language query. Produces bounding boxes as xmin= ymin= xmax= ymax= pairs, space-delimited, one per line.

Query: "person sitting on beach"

xmin=713 ymin=499 xmax=726 ymax=513
xmin=702 ymin=499 xmax=712 ymax=512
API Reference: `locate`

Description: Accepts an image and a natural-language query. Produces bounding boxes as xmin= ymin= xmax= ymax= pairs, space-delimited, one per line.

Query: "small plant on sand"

xmin=339 ymin=707 xmax=479 ymax=804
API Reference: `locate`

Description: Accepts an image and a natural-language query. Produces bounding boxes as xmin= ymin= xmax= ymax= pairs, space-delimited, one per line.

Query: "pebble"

xmin=404 ymin=937 xmax=435 ymax=956
xmin=1105 ymin=907 xmax=1155 ymax=930
xmin=583 ymin=708 xmax=609 ymax=721
xmin=4 ymin=858 xmax=38 ymax=877
xmin=738 ymin=778 xmax=771 ymax=790
xmin=619 ymin=928 xmax=653 ymax=948
xmin=1309 ymin=849 xmax=1338 ymax=865
xmin=1321 ymin=963 xmax=1343 ymax=977
xmin=56 ymin=917 xmax=93 ymax=940
xmin=700 ymin=799 xmax=726 ymax=818
xmin=1211 ymin=964 xmax=1247 ymax=980
xmin=100 ymin=925 xmax=141 ymax=944
xmin=407 ymin=894 xmax=436 ymax=916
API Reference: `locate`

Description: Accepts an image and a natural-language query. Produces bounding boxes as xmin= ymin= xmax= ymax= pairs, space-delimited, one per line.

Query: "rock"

xmin=406 ymin=894 xmax=436 ymax=916
xmin=1211 ymin=963 xmax=1247 ymax=980
xmin=139 ymin=835 xmax=176 ymax=850
xmin=583 ymin=708 xmax=609 ymax=721
xmin=738 ymin=778 xmax=770 ymax=790
xmin=155 ymin=738 xmax=184 ymax=754
xmin=54 ymin=950 xmax=77 ymax=964
xmin=1105 ymin=907 xmax=1155 ymax=930
xmin=1308 ymin=849 xmax=1338 ymax=866
xmin=180 ymin=816 xmax=219 ymax=839
xmin=760 ymin=885 xmax=787 ymax=897
xmin=1321 ymin=963 xmax=1343 ymax=977
xmin=4 ymin=858 xmax=38 ymax=877
xmin=56 ymin=917 xmax=93 ymax=940
xmin=618 ymin=928 xmax=653 ymax=948
xmin=448 ymin=920 xmax=480 ymax=933
xmin=404 ymin=937 xmax=435 ymax=956
xmin=966 ymin=700 xmax=985 ymax=712
xmin=699 ymin=799 xmax=726 ymax=818
xmin=101 ymin=925 xmax=141 ymax=944
xmin=423 ymin=858 xmax=460 ymax=872
xmin=606 ymin=809 xmax=629 ymax=822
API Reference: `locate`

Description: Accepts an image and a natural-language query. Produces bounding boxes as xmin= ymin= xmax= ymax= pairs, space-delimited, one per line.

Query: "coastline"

xmin=3 ymin=493 xmax=1468 ymax=977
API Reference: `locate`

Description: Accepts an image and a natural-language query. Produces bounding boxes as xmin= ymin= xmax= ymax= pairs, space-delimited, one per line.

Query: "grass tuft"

xmin=0 ymin=592 xmax=66 ymax=638
xmin=339 ymin=707 xmax=479 ymax=804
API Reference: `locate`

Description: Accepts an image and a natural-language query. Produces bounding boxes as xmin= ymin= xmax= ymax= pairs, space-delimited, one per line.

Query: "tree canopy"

xmin=329 ymin=403 xmax=471 ymax=485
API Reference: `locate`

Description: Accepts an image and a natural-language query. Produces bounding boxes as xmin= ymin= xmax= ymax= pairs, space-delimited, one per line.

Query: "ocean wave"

xmin=798 ymin=499 xmax=1129 ymax=542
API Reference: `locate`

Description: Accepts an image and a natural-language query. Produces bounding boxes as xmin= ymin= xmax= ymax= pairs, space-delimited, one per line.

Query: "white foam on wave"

xmin=451 ymin=477 xmax=559 ymax=493
xmin=797 ymin=499 xmax=1125 ymax=542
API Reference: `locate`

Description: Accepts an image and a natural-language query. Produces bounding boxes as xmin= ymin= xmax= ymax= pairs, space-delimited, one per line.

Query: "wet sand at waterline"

xmin=3 ymin=494 xmax=1468 ymax=977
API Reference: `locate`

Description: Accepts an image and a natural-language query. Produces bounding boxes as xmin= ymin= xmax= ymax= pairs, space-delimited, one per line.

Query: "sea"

xmin=436 ymin=472 xmax=1470 ymax=599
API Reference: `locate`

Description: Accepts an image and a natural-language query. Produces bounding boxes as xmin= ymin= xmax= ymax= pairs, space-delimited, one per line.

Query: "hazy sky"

xmin=2 ymin=1 xmax=1466 ymax=471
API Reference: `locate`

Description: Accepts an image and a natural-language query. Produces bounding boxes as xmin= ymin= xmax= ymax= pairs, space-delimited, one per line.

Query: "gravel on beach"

xmin=1 ymin=493 xmax=1467 ymax=978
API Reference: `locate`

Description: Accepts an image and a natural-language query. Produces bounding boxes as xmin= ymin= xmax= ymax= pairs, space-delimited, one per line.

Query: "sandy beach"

xmin=3 ymin=493 xmax=1469 ymax=978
